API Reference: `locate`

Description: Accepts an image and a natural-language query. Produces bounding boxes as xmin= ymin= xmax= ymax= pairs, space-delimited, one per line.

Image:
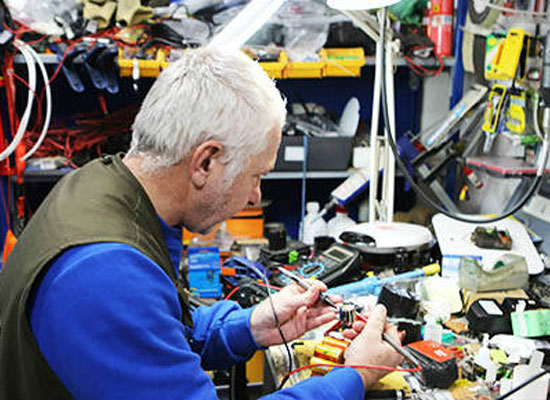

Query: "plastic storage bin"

xmin=259 ymin=51 xmax=288 ymax=79
xmin=274 ymin=136 xmax=353 ymax=171
xmin=323 ymin=48 xmax=365 ymax=77
xmin=118 ymin=48 xmax=163 ymax=78
xmin=283 ymin=49 xmax=327 ymax=78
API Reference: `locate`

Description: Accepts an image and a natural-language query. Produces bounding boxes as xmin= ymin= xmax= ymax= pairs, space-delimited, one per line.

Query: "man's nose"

xmin=247 ymin=185 xmax=261 ymax=206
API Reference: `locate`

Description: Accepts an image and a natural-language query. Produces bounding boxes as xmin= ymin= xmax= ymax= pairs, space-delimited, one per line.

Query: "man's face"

xmin=194 ymin=129 xmax=281 ymax=234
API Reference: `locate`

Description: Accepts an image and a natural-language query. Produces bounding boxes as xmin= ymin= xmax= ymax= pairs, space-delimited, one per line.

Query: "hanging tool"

xmin=486 ymin=28 xmax=526 ymax=81
xmin=482 ymin=84 xmax=507 ymax=153
xmin=505 ymin=88 xmax=526 ymax=135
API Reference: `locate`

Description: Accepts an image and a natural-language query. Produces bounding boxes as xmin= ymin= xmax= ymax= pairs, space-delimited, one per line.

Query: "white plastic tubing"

xmin=21 ymin=42 xmax=51 ymax=161
xmin=0 ymin=39 xmax=51 ymax=162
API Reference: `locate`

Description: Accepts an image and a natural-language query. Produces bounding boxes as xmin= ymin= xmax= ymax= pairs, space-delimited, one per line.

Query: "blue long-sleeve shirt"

xmin=28 ymin=218 xmax=364 ymax=400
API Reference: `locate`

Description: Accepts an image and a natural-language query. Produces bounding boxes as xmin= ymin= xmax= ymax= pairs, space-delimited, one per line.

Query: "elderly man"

xmin=0 ymin=46 xmax=402 ymax=399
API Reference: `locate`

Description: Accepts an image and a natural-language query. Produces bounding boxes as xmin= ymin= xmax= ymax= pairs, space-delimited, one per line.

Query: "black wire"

xmin=378 ymin=8 xmax=546 ymax=224
xmin=267 ymin=285 xmax=294 ymax=388
xmin=494 ymin=369 xmax=549 ymax=400
xmin=248 ymin=265 xmax=293 ymax=389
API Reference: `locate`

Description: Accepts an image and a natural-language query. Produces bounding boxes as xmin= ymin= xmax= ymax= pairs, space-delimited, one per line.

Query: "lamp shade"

xmin=327 ymin=0 xmax=402 ymax=10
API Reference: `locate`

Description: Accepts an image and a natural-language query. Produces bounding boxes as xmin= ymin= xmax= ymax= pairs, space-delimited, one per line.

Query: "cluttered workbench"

xmin=202 ymin=213 xmax=550 ymax=399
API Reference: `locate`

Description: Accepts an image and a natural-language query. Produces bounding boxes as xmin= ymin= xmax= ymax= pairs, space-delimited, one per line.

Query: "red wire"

xmin=3 ymin=55 xmax=17 ymax=138
xmin=12 ymin=72 xmax=43 ymax=133
xmin=403 ymin=46 xmax=444 ymax=77
xmin=224 ymin=286 xmax=240 ymax=300
xmin=279 ymin=363 xmax=422 ymax=389
xmin=24 ymin=35 xmax=48 ymax=46
xmin=257 ymin=281 xmax=281 ymax=291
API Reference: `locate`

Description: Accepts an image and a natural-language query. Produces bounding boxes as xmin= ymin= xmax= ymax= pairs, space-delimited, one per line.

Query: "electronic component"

xmin=339 ymin=303 xmax=356 ymax=328
xmin=377 ymin=286 xmax=419 ymax=319
xmin=406 ymin=340 xmax=458 ymax=388
xmin=466 ymin=299 xmax=512 ymax=335
xmin=365 ymin=390 xmax=408 ymax=400
xmin=264 ymin=222 xmax=287 ymax=251
xmin=260 ymin=240 xmax=310 ymax=265
xmin=395 ymin=320 xmax=422 ymax=345
xmin=270 ymin=243 xmax=362 ymax=288
xmin=471 ymin=226 xmax=512 ymax=250
xmin=227 ymin=276 xmax=268 ymax=308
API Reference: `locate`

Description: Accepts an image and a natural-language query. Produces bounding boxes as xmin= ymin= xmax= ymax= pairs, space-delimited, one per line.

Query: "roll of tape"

xmin=468 ymin=0 xmax=503 ymax=27
xmin=462 ymin=15 xmax=489 ymax=84
xmin=473 ymin=33 xmax=488 ymax=85
xmin=463 ymin=24 xmax=476 ymax=73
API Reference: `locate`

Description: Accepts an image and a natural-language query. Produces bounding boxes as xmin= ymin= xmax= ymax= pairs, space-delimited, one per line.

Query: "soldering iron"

xmin=275 ymin=267 xmax=422 ymax=369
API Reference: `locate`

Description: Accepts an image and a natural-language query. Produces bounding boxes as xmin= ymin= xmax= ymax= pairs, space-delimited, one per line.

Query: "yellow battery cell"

xmin=323 ymin=336 xmax=351 ymax=351
xmin=314 ymin=343 xmax=345 ymax=363
xmin=310 ymin=356 xmax=337 ymax=376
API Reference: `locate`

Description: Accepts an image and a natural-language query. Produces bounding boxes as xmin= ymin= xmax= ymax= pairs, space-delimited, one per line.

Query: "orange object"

xmin=311 ymin=336 xmax=351 ymax=376
xmin=408 ymin=340 xmax=455 ymax=363
xmin=2 ymin=229 xmax=17 ymax=266
xmin=183 ymin=206 xmax=264 ymax=245
xmin=220 ymin=267 xmax=236 ymax=276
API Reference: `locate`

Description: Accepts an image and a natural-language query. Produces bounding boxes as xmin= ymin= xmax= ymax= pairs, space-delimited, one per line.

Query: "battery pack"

xmin=406 ymin=340 xmax=458 ymax=388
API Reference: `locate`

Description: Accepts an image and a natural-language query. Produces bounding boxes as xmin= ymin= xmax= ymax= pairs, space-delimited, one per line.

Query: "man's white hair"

xmin=128 ymin=46 xmax=287 ymax=182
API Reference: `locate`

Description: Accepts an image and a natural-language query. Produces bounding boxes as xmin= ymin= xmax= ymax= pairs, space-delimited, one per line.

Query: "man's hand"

xmin=249 ymin=280 xmax=339 ymax=347
xmin=343 ymin=305 xmax=404 ymax=390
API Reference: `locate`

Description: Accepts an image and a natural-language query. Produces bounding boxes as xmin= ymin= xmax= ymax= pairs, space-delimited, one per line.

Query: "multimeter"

xmin=271 ymin=243 xmax=362 ymax=288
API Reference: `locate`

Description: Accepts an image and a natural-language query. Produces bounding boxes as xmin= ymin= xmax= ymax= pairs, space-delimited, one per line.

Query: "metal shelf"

xmin=263 ymin=170 xmax=353 ymax=180
xmin=23 ymin=168 xmax=353 ymax=182
xmin=15 ymin=54 xmax=456 ymax=71
xmin=367 ymin=55 xmax=455 ymax=68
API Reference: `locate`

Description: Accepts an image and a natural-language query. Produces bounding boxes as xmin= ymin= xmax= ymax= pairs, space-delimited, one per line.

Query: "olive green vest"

xmin=0 ymin=154 xmax=193 ymax=399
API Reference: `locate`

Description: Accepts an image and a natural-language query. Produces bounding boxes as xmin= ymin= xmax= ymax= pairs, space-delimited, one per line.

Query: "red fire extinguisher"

xmin=427 ymin=0 xmax=453 ymax=57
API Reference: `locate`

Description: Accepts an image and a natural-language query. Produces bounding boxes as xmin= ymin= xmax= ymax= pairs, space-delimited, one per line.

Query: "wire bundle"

xmin=23 ymin=106 xmax=137 ymax=167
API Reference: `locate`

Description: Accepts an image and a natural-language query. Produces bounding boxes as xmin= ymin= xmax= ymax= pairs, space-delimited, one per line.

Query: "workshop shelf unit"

xmin=11 ymin=47 xmax=453 ymax=241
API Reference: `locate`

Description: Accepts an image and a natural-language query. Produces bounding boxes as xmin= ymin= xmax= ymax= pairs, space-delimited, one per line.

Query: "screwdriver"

xmin=276 ymin=266 xmax=422 ymax=369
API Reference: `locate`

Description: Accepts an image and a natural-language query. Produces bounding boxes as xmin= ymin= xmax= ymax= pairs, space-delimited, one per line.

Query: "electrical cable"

xmin=20 ymin=43 xmax=52 ymax=161
xmin=0 ymin=39 xmax=36 ymax=162
xmin=534 ymin=94 xmax=543 ymax=139
xmin=277 ymin=362 xmax=423 ymax=390
xmin=377 ymin=8 xmax=548 ymax=224
xmin=494 ymin=369 xmax=549 ymax=400
xmin=300 ymin=135 xmax=308 ymax=241
xmin=244 ymin=263 xmax=293 ymax=380
xmin=224 ymin=286 xmax=241 ymax=300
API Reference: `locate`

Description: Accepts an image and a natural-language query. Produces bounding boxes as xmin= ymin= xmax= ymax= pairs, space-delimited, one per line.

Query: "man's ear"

xmin=189 ymin=141 xmax=224 ymax=188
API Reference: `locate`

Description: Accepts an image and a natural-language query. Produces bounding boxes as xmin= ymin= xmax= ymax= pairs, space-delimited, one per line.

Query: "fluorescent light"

xmin=209 ymin=0 xmax=285 ymax=50
xmin=327 ymin=0 xmax=402 ymax=10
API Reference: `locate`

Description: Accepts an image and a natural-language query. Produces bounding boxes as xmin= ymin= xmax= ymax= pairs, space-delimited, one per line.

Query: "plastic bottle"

xmin=214 ymin=221 xmax=234 ymax=252
xmin=423 ymin=315 xmax=443 ymax=344
xmin=300 ymin=202 xmax=327 ymax=245
xmin=327 ymin=205 xmax=356 ymax=240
